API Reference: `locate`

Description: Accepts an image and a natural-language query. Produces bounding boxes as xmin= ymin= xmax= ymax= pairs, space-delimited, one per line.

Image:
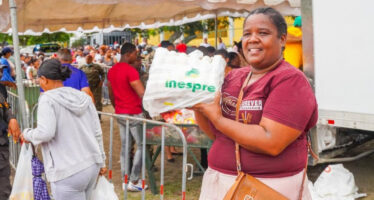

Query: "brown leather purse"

xmin=223 ymin=69 xmax=308 ymax=200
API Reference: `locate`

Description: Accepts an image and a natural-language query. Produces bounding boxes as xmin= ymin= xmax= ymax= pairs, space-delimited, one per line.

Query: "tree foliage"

xmin=0 ymin=32 xmax=72 ymax=47
xmin=71 ymin=37 xmax=86 ymax=48
xmin=126 ymin=17 xmax=229 ymax=44
xmin=0 ymin=33 xmax=12 ymax=47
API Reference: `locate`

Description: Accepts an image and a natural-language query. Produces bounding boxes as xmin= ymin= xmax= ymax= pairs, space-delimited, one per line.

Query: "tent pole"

xmin=215 ymin=13 xmax=218 ymax=48
xmin=9 ymin=0 xmax=29 ymax=128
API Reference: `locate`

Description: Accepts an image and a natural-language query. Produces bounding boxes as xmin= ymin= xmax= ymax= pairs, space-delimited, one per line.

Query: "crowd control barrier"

xmin=29 ymin=103 xmax=190 ymax=200
xmin=7 ymin=90 xmax=30 ymax=169
xmin=98 ymin=111 xmax=189 ymax=200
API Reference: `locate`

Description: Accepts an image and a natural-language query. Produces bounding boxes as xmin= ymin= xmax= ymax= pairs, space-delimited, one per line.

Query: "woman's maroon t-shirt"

xmin=208 ymin=61 xmax=318 ymax=178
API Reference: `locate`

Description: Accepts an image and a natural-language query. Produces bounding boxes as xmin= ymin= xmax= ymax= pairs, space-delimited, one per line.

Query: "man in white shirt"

xmin=217 ymin=37 xmax=226 ymax=50
xmin=199 ymin=38 xmax=211 ymax=47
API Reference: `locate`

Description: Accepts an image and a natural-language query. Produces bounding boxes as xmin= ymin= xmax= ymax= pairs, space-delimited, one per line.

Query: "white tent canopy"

xmin=0 ymin=0 xmax=300 ymax=34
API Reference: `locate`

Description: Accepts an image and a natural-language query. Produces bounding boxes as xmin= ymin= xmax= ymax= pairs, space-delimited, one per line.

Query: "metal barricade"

xmin=7 ymin=90 xmax=30 ymax=169
xmin=29 ymin=103 xmax=189 ymax=200
xmin=98 ymin=111 xmax=188 ymax=200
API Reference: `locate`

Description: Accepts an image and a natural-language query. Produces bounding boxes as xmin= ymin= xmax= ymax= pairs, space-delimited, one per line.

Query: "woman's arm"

xmin=193 ymin=110 xmax=215 ymax=140
xmin=22 ymin=99 xmax=56 ymax=145
xmin=212 ymin=116 xmax=301 ymax=156
xmin=194 ymin=93 xmax=302 ymax=156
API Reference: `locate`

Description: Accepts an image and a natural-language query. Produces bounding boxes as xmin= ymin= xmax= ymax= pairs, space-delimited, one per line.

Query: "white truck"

xmin=302 ymin=0 xmax=374 ymax=164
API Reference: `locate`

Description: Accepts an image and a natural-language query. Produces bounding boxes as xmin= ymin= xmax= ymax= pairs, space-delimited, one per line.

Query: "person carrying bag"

xmin=193 ymin=7 xmax=318 ymax=200
xmin=223 ymin=71 xmax=288 ymax=200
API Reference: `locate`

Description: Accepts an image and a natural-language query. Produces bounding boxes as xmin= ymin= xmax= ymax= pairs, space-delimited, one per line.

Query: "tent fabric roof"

xmin=0 ymin=0 xmax=300 ymax=33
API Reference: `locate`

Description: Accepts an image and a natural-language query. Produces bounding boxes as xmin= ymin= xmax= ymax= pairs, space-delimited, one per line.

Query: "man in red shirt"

xmin=107 ymin=43 xmax=147 ymax=192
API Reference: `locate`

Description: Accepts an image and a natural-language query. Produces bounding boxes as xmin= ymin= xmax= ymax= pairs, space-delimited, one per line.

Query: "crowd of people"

xmin=0 ymin=7 xmax=314 ymax=200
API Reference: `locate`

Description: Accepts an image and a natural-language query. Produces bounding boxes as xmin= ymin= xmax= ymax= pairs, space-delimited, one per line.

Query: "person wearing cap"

xmin=284 ymin=16 xmax=303 ymax=70
xmin=0 ymin=63 xmax=21 ymax=199
xmin=21 ymin=59 xmax=106 ymax=200
xmin=0 ymin=47 xmax=15 ymax=83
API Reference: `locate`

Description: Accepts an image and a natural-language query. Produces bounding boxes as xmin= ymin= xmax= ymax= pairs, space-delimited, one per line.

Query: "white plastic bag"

xmin=309 ymin=164 xmax=366 ymax=200
xmin=316 ymin=125 xmax=337 ymax=153
xmin=9 ymin=144 xmax=34 ymax=200
xmin=143 ymin=48 xmax=226 ymax=117
xmin=90 ymin=176 xmax=118 ymax=200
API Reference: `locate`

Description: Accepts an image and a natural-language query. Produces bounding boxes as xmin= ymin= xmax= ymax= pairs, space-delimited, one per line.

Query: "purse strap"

xmin=234 ymin=57 xmax=282 ymax=173
xmin=234 ymin=71 xmax=252 ymax=173
xmin=298 ymin=135 xmax=319 ymax=200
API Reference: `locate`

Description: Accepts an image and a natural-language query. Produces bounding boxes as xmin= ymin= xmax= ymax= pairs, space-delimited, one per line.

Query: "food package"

xmin=143 ymin=48 xmax=226 ymax=117
xmin=161 ymin=109 xmax=196 ymax=124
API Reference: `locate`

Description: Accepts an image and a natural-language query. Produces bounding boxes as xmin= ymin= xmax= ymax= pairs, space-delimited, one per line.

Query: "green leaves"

xmin=0 ymin=32 xmax=71 ymax=46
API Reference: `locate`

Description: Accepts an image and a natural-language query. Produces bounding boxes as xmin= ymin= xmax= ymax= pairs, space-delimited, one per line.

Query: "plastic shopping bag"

xmin=10 ymin=144 xmax=34 ymax=200
xmin=309 ymin=164 xmax=366 ymax=200
xmin=143 ymin=48 xmax=226 ymax=117
xmin=90 ymin=176 xmax=118 ymax=200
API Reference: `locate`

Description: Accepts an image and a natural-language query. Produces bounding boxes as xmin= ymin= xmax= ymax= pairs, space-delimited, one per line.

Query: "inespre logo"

xmin=185 ymin=68 xmax=200 ymax=78
xmin=165 ymin=68 xmax=216 ymax=93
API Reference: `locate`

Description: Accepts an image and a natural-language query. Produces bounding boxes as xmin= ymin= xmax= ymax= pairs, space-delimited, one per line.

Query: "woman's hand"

xmin=20 ymin=133 xmax=30 ymax=144
xmin=8 ymin=118 xmax=20 ymax=142
xmin=192 ymin=92 xmax=223 ymax=124
xmin=99 ymin=167 xmax=107 ymax=176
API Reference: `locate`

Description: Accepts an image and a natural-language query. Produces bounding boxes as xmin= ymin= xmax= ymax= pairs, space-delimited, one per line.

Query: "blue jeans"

xmin=117 ymin=113 xmax=144 ymax=182
xmin=102 ymin=78 xmax=109 ymax=101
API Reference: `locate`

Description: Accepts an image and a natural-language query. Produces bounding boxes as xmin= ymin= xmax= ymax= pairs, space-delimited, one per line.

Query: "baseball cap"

xmin=1 ymin=47 xmax=13 ymax=55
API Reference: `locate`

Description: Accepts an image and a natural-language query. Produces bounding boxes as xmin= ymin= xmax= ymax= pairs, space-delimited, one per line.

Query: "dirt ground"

xmin=100 ymin=106 xmax=203 ymax=200
xmin=10 ymin=105 xmax=374 ymax=200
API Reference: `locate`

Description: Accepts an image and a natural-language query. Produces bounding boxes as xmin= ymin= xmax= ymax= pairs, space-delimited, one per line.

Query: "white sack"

xmin=309 ymin=164 xmax=366 ymax=200
xmin=9 ymin=144 xmax=34 ymax=200
xmin=90 ymin=176 xmax=118 ymax=200
xmin=316 ymin=125 xmax=337 ymax=153
xmin=143 ymin=48 xmax=226 ymax=117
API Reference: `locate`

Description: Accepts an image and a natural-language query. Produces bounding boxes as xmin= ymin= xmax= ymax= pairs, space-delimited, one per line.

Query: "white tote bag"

xmin=90 ymin=176 xmax=118 ymax=200
xmin=9 ymin=144 xmax=34 ymax=200
xmin=143 ymin=48 xmax=226 ymax=117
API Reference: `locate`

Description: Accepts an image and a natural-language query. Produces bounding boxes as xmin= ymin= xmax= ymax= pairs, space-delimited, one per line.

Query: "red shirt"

xmin=107 ymin=62 xmax=142 ymax=114
xmin=208 ymin=60 xmax=318 ymax=178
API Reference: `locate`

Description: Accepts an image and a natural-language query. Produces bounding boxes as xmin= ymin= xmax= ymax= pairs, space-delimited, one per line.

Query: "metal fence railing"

xmin=97 ymin=112 xmax=188 ymax=200
xmin=7 ymin=90 xmax=30 ymax=169
xmin=30 ymin=102 xmax=189 ymax=200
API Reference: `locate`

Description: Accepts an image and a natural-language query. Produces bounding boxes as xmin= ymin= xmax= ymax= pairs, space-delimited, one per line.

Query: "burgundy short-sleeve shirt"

xmin=208 ymin=61 xmax=318 ymax=178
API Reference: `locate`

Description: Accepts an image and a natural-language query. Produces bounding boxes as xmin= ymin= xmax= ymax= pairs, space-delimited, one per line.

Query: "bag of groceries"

xmin=9 ymin=144 xmax=34 ymax=200
xmin=90 ymin=176 xmax=118 ymax=200
xmin=143 ymin=48 xmax=226 ymax=117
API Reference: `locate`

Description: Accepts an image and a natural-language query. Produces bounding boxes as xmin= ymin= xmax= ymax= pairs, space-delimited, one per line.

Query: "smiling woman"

xmin=193 ymin=7 xmax=317 ymax=200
